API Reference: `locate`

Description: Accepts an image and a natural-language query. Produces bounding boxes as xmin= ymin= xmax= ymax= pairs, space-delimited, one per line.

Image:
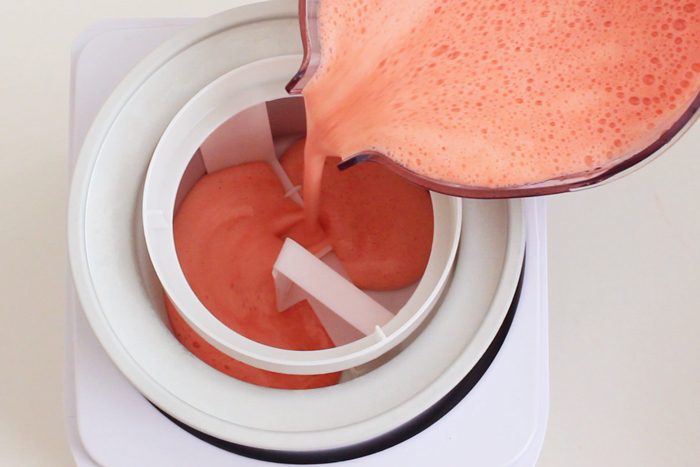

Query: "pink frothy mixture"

xmin=302 ymin=0 xmax=700 ymax=188
xmin=166 ymin=140 xmax=433 ymax=389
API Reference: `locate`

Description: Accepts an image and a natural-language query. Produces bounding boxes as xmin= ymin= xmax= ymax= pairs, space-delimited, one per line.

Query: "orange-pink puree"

xmin=302 ymin=0 xmax=700 ymax=189
xmin=166 ymin=139 xmax=433 ymax=389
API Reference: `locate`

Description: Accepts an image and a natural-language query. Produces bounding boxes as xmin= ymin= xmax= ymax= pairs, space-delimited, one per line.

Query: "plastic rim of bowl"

xmin=142 ymin=54 xmax=462 ymax=375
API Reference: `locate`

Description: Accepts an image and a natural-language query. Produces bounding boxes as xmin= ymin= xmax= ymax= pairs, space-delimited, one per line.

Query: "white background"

xmin=0 ymin=1 xmax=698 ymax=466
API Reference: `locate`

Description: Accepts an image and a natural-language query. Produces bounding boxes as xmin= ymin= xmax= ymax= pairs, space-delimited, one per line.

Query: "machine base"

xmin=65 ymin=18 xmax=549 ymax=467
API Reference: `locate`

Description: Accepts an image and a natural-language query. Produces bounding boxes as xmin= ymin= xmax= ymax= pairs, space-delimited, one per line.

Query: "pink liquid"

xmin=302 ymin=0 xmax=700 ymax=190
xmin=167 ymin=140 xmax=433 ymax=389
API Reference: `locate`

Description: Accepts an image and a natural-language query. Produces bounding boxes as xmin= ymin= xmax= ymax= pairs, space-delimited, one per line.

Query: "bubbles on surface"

xmin=305 ymin=0 xmax=700 ymax=187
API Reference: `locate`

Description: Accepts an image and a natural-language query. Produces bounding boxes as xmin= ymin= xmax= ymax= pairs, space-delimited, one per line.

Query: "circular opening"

xmin=142 ymin=56 xmax=463 ymax=383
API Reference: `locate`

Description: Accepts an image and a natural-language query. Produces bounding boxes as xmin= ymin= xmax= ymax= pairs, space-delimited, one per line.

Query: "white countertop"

xmin=0 ymin=1 xmax=698 ymax=466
